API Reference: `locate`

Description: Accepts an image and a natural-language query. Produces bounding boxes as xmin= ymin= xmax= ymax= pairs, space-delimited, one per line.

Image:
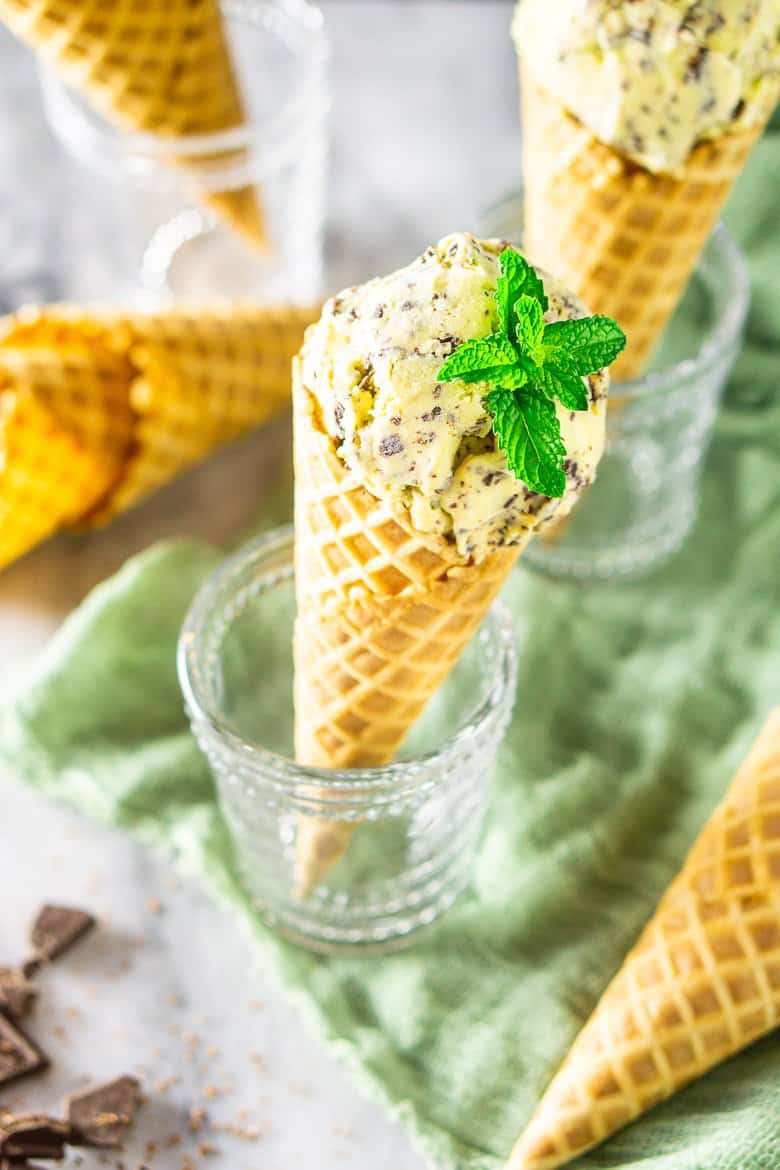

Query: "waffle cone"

xmin=509 ymin=708 xmax=780 ymax=1170
xmin=292 ymin=361 xmax=523 ymax=894
xmin=0 ymin=0 xmax=267 ymax=250
xmin=0 ymin=302 xmax=317 ymax=567
xmin=90 ymin=303 xmax=319 ymax=520
xmin=520 ymin=66 xmax=765 ymax=380
xmin=0 ymin=388 xmax=117 ymax=570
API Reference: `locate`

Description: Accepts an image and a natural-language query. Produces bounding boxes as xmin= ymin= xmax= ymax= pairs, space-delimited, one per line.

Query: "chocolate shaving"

xmin=28 ymin=907 xmax=95 ymax=965
xmin=0 ymin=1117 xmax=70 ymax=1161
xmin=66 ymin=1077 xmax=141 ymax=1149
xmin=0 ymin=970 xmax=36 ymax=1021
xmin=0 ymin=1016 xmax=48 ymax=1088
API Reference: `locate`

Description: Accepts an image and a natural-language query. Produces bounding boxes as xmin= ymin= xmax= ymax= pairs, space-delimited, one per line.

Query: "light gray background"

xmin=0 ymin=5 xmax=517 ymax=1167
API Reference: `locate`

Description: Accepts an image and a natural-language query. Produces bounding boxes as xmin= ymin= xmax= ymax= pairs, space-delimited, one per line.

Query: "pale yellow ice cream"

xmin=299 ymin=233 xmax=608 ymax=561
xmin=513 ymin=0 xmax=780 ymax=173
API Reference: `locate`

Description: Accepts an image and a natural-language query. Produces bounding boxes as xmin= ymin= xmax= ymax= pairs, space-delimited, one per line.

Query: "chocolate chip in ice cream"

xmin=378 ymin=434 xmax=404 ymax=457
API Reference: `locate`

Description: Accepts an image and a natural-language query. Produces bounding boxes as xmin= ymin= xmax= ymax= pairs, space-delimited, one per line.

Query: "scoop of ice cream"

xmin=513 ymin=0 xmax=780 ymax=173
xmin=299 ymin=233 xmax=608 ymax=562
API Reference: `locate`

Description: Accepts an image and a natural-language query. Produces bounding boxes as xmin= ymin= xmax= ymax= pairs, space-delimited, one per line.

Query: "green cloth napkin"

xmin=2 ymin=131 xmax=780 ymax=1170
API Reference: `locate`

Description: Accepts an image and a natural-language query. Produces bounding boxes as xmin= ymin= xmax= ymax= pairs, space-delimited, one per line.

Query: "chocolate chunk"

xmin=29 ymin=906 xmax=96 ymax=963
xmin=0 ymin=970 xmax=36 ymax=1021
xmin=66 ymin=1077 xmax=141 ymax=1148
xmin=0 ymin=1117 xmax=69 ymax=1160
xmin=378 ymin=434 xmax=404 ymax=457
xmin=0 ymin=1016 xmax=48 ymax=1088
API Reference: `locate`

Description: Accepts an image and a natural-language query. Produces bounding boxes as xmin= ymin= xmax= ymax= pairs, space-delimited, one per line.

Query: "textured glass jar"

xmin=178 ymin=527 xmax=517 ymax=952
xmin=40 ymin=0 xmax=328 ymax=306
xmin=483 ymin=194 xmax=750 ymax=579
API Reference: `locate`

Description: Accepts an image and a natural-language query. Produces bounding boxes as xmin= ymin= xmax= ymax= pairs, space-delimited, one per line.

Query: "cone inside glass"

xmin=292 ymin=233 xmax=622 ymax=894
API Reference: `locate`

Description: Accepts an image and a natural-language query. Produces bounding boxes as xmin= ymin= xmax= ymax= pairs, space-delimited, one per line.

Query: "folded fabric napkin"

xmin=1 ymin=127 xmax=779 ymax=1169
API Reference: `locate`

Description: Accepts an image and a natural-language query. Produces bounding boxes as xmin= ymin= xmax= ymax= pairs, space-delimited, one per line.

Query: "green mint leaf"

xmin=514 ymin=295 xmax=545 ymax=363
xmin=495 ymin=247 xmax=548 ymax=336
xmin=542 ymin=315 xmax=627 ymax=376
xmin=531 ymin=364 xmax=589 ymax=412
xmin=438 ymin=334 xmax=521 ymax=385
xmin=487 ymin=386 xmax=567 ymax=498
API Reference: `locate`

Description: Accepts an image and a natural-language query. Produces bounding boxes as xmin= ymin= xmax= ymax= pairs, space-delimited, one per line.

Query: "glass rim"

xmin=39 ymin=0 xmax=328 ymax=183
xmin=177 ymin=525 xmax=518 ymax=791
xmin=482 ymin=191 xmax=751 ymax=402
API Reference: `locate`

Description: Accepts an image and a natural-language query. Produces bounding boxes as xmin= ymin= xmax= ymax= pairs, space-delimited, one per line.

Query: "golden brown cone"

xmin=292 ymin=361 xmax=526 ymax=895
xmin=89 ymin=303 xmax=319 ymax=520
xmin=508 ymin=708 xmax=780 ymax=1170
xmin=0 ymin=388 xmax=117 ymax=570
xmin=0 ymin=0 xmax=267 ymax=250
xmin=520 ymin=66 xmax=766 ymax=380
xmin=0 ymin=302 xmax=318 ymax=568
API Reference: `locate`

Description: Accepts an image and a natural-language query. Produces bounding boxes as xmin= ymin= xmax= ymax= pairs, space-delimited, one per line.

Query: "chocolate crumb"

xmin=29 ymin=906 xmax=96 ymax=964
xmin=0 ymin=969 xmax=37 ymax=1021
xmin=188 ymin=1107 xmax=207 ymax=1134
xmin=0 ymin=1116 xmax=70 ymax=1161
xmin=0 ymin=1016 xmax=48 ymax=1088
xmin=66 ymin=1077 xmax=141 ymax=1149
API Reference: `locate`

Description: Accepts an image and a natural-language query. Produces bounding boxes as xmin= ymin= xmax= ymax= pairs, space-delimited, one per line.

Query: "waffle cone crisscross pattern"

xmin=520 ymin=66 xmax=766 ymax=381
xmin=0 ymin=302 xmax=317 ymax=569
xmin=292 ymin=360 xmax=522 ymax=892
xmin=509 ymin=708 xmax=780 ymax=1170
xmin=0 ymin=0 xmax=267 ymax=248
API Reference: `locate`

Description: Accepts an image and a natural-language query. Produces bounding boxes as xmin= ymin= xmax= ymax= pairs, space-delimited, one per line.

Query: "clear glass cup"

xmin=178 ymin=526 xmax=517 ymax=952
xmin=39 ymin=0 xmax=328 ymax=306
xmin=482 ymin=193 xmax=750 ymax=579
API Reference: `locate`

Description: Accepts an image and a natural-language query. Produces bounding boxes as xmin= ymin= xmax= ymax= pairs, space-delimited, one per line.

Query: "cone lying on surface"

xmin=509 ymin=708 xmax=780 ymax=1170
xmin=89 ymin=303 xmax=319 ymax=520
xmin=0 ymin=385 xmax=118 ymax=571
xmin=520 ymin=65 xmax=768 ymax=381
xmin=0 ymin=0 xmax=267 ymax=249
xmin=292 ymin=363 xmax=528 ymax=895
xmin=0 ymin=302 xmax=318 ymax=568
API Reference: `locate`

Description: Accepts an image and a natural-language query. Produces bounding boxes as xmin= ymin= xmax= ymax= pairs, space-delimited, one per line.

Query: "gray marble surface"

xmin=0 ymin=4 xmax=517 ymax=1167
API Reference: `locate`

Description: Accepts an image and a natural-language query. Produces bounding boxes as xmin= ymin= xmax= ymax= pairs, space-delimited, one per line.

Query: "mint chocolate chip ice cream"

xmin=513 ymin=0 xmax=780 ymax=173
xmin=299 ymin=233 xmax=609 ymax=561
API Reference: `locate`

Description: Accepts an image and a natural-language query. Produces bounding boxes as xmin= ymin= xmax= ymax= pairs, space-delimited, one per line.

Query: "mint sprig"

xmin=437 ymin=249 xmax=626 ymax=497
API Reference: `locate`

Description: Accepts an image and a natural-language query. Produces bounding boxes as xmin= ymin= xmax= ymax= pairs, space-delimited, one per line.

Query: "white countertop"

xmin=0 ymin=4 xmax=518 ymax=1166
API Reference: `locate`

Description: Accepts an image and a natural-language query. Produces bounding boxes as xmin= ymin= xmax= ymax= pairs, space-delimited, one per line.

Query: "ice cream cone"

xmin=0 ymin=302 xmax=318 ymax=567
xmin=520 ymin=65 xmax=765 ymax=381
xmin=0 ymin=311 xmax=135 ymax=567
xmin=0 ymin=388 xmax=117 ymax=570
xmin=508 ymin=708 xmax=780 ymax=1170
xmin=0 ymin=0 xmax=267 ymax=250
xmin=91 ymin=304 xmax=318 ymax=520
xmin=292 ymin=364 xmax=523 ymax=895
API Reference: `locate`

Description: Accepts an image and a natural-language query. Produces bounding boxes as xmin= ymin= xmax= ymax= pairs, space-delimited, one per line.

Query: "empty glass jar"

xmin=40 ymin=0 xmax=329 ymax=306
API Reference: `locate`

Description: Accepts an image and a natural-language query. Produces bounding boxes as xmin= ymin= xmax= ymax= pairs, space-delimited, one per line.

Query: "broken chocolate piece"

xmin=0 ymin=1117 xmax=70 ymax=1161
xmin=0 ymin=969 xmax=36 ymax=1021
xmin=66 ymin=1077 xmax=141 ymax=1148
xmin=28 ymin=906 xmax=95 ymax=964
xmin=0 ymin=1016 xmax=48 ymax=1088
